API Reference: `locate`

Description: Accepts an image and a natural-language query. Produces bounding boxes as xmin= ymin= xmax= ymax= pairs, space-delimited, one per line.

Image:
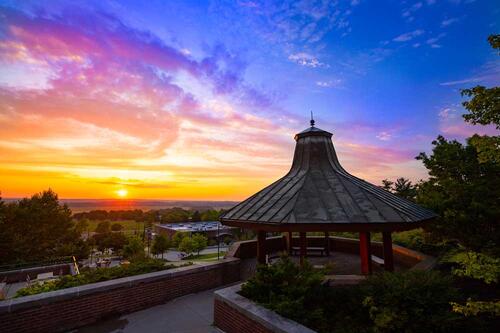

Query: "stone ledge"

xmin=0 ymin=257 xmax=240 ymax=314
xmin=214 ymin=283 xmax=316 ymax=333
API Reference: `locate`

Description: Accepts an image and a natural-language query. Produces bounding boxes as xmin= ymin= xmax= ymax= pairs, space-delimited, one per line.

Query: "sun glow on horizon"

xmin=115 ymin=189 xmax=128 ymax=198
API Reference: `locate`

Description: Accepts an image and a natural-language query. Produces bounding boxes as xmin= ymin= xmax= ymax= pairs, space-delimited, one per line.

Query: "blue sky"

xmin=0 ymin=0 xmax=498 ymax=199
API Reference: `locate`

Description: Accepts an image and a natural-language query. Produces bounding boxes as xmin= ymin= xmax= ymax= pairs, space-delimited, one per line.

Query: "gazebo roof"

xmin=220 ymin=121 xmax=437 ymax=232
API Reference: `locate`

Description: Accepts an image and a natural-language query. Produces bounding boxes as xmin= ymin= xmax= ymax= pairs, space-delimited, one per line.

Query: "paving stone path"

xmin=70 ymin=285 xmax=230 ymax=333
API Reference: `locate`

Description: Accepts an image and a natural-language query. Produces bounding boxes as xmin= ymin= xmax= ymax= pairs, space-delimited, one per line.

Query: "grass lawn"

xmin=183 ymin=251 xmax=227 ymax=261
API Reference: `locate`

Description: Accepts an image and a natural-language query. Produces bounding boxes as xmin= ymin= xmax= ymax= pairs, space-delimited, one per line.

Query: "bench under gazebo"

xmin=220 ymin=119 xmax=437 ymax=274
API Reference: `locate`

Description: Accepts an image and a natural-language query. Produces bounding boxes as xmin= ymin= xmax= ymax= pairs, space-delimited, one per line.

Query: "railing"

xmin=0 ymin=256 xmax=73 ymax=273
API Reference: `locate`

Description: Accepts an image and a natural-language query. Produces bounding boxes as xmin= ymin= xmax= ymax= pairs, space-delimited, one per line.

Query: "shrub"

xmin=360 ymin=270 xmax=459 ymax=333
xmin=444 ymin=250 xmax=500 ymax=284
xmin=241 ymin=258 xmax=464 ymax=333
xmin=15 ymin=259 xmax=181 ymax=297
xmin=240 ymin=256 xmax=328 ymax=331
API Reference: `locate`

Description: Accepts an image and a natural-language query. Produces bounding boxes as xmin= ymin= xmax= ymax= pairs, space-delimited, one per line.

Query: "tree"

xmin=151 ymin=234 xmax=170 ymax=259
xmin=381 ymin=179 xmax=393 ymax=191
xmin=110 ymin=223 xmax=124 ymax=232
xmin=123 ymin=237 xmax=145 ymax=261
xmin=416 ymin=35 xmax=500 ymax=252
xmin=380 ymin=177 xmax=417 ymax=201
xmin=75 ymin=219 xmax=89 ymax=235
xmin=191 ymin=210 xmax=201 ymax=222
xmin=95 ymin=220 xmax=111 ymax=234
xmin=0 ymin=190 xmax=84 ymax=264
xmin=107 ymin=233 xmax=127 ymax=251
xmin=192 ymin=234 xmax=208 ymax=256
xmin=416 ymin=136 xmax=500 ymax=251
xmin=178 ymin=237 xmax=195 ymax=257
xmin=172 ymin=232 xmax=186 ymax=248
xmin=461 ymin=35 xmax=500 ymax=129
xmin=488 ymin=34 xmax=500 ymax=50
xmin=201 ymin=209 xmax=221 ymax=221
xmin=461 ymin=86 xmax=500 ymax=129
xmin=393 ymin=178 xmax=418 ymax=201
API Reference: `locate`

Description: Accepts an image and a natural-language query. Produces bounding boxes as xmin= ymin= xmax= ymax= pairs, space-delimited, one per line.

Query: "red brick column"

xmin=285 ymin=232 xmax=293 ymax=254
xmin=383 ymin=232 xmax=394 ymax=272
xmin=359 ymin=232 xmax=372 ymax=274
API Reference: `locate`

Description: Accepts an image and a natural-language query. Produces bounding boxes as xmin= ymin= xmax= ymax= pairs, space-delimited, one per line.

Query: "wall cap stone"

xmin=215 ymin=283 xmax=316 ymax=333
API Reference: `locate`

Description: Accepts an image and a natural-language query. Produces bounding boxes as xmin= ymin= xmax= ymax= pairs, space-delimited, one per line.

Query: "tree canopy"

xmin=415 ymin=34 xmax=500 ymax=252
xmin=0 ymin=190 xmax=88 ymax=264
xmin=151 ymin=234 xmax=170 ymax=259
xmin=178 ymin=236 xmax=195 ymax=256
xmin=381 ymin=177 xmax=417 ymax=201
xmin=461 ymin=35 xmax=500 ymax=129
xmin=416 ymin=136 xmax=500 ymax=251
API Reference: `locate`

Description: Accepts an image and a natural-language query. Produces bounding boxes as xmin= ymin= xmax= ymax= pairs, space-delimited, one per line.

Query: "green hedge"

xmin=15 ymin=259 xmax=191 ymax=297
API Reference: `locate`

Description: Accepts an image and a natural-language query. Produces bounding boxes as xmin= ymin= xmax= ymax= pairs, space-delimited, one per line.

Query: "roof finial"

xmin=310 ymin=111 xmax=315 ymax=127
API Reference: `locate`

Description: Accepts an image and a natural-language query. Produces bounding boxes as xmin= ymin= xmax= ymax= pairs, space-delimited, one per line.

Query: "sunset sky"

xmin=0 ymin=0 xmax=498 ymax=200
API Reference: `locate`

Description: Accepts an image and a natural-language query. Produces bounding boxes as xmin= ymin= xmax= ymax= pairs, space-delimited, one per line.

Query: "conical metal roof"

xmin=220 ymin=123 xmax=437 ymax=230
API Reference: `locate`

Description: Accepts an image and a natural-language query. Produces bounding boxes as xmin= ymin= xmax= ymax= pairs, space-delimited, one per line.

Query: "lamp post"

xmin=217 ymin=221 xmax=220 ymax=260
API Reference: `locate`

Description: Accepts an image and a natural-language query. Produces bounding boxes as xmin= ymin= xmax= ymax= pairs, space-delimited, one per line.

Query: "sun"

xmin=115 ymin=189 xmax=128 ymax=198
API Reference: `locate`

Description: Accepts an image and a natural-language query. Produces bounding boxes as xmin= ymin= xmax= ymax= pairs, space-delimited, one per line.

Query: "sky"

xmin=0 ymin=0 xmax=498 ymax=200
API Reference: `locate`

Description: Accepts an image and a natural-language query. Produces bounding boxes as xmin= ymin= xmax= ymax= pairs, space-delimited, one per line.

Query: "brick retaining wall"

xmin=0 ymin=258 xmax=240 ymax=333
xmin=214 ymin=283 xmax=316 ymax=333
xmin=214 ymin=299 xmax=271 ymax=333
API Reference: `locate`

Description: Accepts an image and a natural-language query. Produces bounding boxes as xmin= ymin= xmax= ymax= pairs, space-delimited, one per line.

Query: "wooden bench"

xmin=291 ymin=246 xmax=326 ymax=256
xmin=371 ymin=255 xmax=385 ymax=267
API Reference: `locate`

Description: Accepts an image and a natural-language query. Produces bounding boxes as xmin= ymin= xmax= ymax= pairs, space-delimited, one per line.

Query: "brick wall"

xmin=0 ymin=258 xmax=240 ymax=333
xmin=214 ymin=299 xmax=271 ymax=333
xmin=214 ymin=284 xmax=316 ymax=333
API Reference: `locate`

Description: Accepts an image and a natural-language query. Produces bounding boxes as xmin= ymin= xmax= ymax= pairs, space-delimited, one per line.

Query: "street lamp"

xmin=217 ymin=221 xmax=220 ymax=260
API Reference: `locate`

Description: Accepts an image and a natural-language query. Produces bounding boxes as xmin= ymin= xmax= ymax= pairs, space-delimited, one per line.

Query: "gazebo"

xmin=220 ymin=119 xmax=437 ymax=274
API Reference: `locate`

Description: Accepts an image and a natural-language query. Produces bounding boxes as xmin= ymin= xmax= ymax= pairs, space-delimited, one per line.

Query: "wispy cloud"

xmin=440 ymin=76 xmax=487 ymax=86
xmin=376 ymin=131 xmax=392 ymax=141
xmin=316 ymin=79 xmax=342 ymax=88
xmin=393 ymin=29 xmax=425 ymax=42
xmin=438 ymin=105 xmax=497 ymax=139
xmin=441 ymin=17 xmax=460 ymax=27
xmin=439 ymin=61 xmax=500 ymax=86
xmin=288 ymin=52 xmax=326 ymax=68
xmin=401 ymin=2 xmax=423 ymax=21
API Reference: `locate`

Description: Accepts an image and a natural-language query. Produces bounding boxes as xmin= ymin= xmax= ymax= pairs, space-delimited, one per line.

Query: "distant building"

xmin=154 ymin=221 xmax=238 ymax=241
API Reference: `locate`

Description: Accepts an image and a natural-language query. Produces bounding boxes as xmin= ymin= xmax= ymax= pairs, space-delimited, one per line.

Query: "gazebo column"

xmin=299 ymin=232 xmax=307 ymax=265
xmin=285 ymin=231 xmax=293 ymax=254
xmin=324 ymin=232 xmax=330 ymax=256
xmin=359 ymin=232 xmax=372 ymax=274
xmin=382 ymin=232 xmax=394 ymax=272
xmin=257 ymin=231 xmax=267 ymax=264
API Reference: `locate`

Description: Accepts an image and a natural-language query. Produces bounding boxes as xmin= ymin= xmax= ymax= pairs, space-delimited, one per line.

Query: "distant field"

xmin=85 ymin=220 xmax=146 ymax=234
xmin=3 ymin=198 xmax=239 ymax=213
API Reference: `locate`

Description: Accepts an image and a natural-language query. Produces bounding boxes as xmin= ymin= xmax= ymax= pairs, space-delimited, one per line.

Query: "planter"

xmin=214 ymin=283 xmax=316 ymax=333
